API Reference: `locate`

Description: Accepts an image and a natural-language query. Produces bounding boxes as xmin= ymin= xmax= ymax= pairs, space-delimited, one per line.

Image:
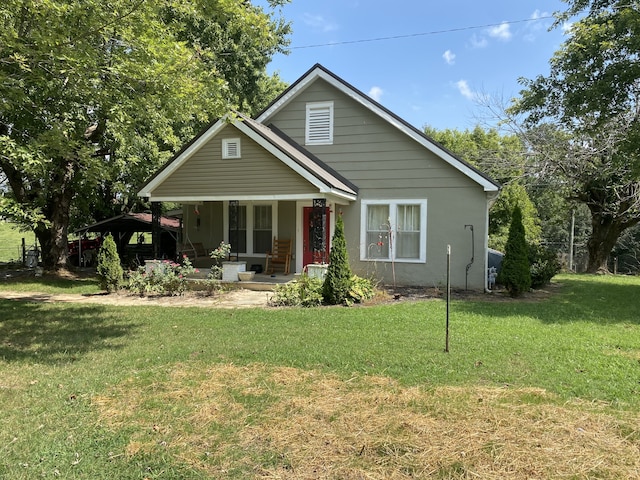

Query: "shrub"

xmin=208 ymin=241 xmax=231 ymax=280
xmin=498 ymin=206 xmax=531 ymax=297
xmin=125 ymin=256 xmax=197 ymax=296
xmin=96 ymin=234 xmax=123 ymax=293
xmin=529 ymin=244 xmax=561 ymax=288
xmin=323 ymin=215 xmax=352 ymax=305
xmin=269 ymin=275 xmax=323 ymax=307
xmin=347 ymin=275 xmax=376 ymax=305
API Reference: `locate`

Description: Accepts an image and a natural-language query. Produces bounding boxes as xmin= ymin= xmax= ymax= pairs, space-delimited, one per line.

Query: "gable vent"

xmin=306 ymin=102 xmax=333 ymax=145
xmin=222 ymin=138 xmax=241 ymax=159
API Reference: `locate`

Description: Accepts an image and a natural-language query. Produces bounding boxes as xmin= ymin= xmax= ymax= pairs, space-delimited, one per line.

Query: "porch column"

xmin=312 ymin=198 xmax=327 ymax=263
xmin=151 ymin=201 xmax=161 ymax=259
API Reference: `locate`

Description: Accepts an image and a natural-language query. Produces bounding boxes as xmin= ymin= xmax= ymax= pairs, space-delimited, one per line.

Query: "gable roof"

xmin=256 ymin=64 xmax=500 ymax=193
xmin=137 ymin=112 xmax=358 ymax=201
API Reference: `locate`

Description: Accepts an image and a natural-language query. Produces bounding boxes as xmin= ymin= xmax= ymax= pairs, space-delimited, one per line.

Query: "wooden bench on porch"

xmin=179 ymin=242 xmax=208 ymax=260
xmin=265 ymin=237 xmax=292 ymax=275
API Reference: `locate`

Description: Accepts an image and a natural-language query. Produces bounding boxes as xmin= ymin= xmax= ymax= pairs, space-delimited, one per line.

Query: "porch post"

xmin=151 ymin=201 xmax=161 ymax=259
xmin=312 ymin=198 xmax=327 ymax=263
xmin=229 ymin=200 xmax=239 ymax=261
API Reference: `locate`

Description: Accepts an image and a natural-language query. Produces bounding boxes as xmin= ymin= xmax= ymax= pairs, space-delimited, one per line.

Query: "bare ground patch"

xmin=93 ymin=363 xmax=640 ymax=479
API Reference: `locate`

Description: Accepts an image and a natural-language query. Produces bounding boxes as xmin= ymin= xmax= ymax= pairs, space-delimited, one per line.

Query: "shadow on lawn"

xmin=455 ymin=276 xmax=640 ymax=325
xmin=0 ymin=299 xmax=139 ymax=363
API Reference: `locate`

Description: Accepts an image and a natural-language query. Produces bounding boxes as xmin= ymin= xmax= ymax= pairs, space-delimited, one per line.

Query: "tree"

xmin=323 ymin=214 xmax=352 ymax=305
xmin=489 ymin=183 xmax=541 ymax=252
xmin=424 ymin=125 xmax=526 ymax=185
xmin=512 ymin=2 xmax=640 ymax=272
xmin=0 ymin=0 xmax=290 ymax=270
xmin=499 ymin=206 xmax=532 ymax=297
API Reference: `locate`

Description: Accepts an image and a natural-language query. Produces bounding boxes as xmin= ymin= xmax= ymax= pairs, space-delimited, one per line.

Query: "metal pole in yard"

xmin=445 ymin=244 xmax=451 ymax=353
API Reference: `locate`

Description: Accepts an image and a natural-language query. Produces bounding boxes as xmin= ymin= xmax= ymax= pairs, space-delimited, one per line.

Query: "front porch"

xmin=176 ymin=198 xmax=342 ymax=276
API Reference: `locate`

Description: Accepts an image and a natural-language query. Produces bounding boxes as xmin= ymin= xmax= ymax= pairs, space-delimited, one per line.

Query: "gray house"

xmin=138 ymin=64 xmax=500 ymax=290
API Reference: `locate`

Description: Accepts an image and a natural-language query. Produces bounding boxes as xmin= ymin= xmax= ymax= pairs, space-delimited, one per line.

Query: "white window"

xmin=305 ymin=101 xmax=333 ymax=145
xmin=225 ymin=202 xmax=276 ymax=255
xmin=222 ymin=138 xmax=241 ymax=159
xmin=360 ymin=200 xmax=427 ymax=263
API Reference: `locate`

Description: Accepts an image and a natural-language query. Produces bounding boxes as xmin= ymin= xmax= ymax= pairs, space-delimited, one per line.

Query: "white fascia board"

xmin=137 ymin=117 xmax=229 ymax=197
xmin=145 ymin=192 xmax=354 ymax=203
xmin=258 ymin=67 xmax=499 ymax=193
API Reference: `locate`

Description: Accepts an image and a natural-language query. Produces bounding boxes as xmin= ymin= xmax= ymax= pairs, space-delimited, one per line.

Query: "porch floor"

xmin=188 ymin=269 xmax=294 ymax=291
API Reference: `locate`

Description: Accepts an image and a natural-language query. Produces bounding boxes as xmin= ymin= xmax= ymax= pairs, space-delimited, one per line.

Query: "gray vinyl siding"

xmin=269 ymin=79 xmax=491 ymax=289
xmin=267 ymin=81 xmax=479 ymax=193
xmin=152 ymin=126 xmax=317 ymax=198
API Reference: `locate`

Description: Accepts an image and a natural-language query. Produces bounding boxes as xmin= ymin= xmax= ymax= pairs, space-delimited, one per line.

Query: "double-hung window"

xmin=226 ymin=202 xmax=275 ymax=255
xmin=361 ymin=200 xmax=427 ymax=262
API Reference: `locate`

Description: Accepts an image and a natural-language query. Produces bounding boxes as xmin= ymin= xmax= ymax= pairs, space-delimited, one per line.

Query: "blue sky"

xmin=257 ymin=0 xmax=571 ymax=131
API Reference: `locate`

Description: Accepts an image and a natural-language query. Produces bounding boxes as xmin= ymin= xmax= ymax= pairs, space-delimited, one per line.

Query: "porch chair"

xmin=264 ymin=237 xmax=292 ymax=275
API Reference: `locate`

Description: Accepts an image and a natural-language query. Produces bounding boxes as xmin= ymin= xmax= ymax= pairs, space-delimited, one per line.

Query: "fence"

xmin=0 ymin=238 xmax=39 ymax=266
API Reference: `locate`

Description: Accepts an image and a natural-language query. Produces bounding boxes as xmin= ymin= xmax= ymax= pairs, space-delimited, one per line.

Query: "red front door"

xmin=303 ymin=206 xmax=331 ymax=267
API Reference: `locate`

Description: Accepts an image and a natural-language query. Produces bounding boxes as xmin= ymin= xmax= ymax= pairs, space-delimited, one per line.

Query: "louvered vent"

xmin=306 ymin=102 xmax=333 ymax=145
xmin=222 ymin=138 xmax=241 ymax=158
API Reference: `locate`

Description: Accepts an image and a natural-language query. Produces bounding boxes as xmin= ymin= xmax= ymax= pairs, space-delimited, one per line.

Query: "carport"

xmin=73 ymin=212 xmax=180 ymax=266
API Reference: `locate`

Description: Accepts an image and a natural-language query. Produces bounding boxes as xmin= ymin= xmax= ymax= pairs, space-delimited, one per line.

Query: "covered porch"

xmin=176 ymin=196 xmax=349 ymax=276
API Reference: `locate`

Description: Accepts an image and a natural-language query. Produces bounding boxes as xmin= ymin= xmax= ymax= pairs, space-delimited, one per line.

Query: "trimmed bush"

xmin=322 ymin=215 xmax=352 ymax=305
xmin=529 ymin=244 xmax=561 ymax=289
xmin=498 ymin=206 xmax=531 ymax=297
xmin=269 ymin=274 xmax=324 ymax=307
xmin=96 ymin=234 xmax=123 ymax=293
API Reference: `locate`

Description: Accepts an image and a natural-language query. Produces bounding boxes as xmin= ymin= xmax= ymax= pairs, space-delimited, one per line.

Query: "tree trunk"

xmin=586 ymin=212 xmax=625 ymax=273
xmin=37 ymin=158 xmax=76 ymax=270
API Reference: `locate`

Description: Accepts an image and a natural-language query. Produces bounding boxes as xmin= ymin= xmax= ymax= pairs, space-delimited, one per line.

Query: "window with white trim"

xmin=222 ymin=138 xmax=241 ymax=159
xmin=305 ymin=101 xmax=333 ymax=145
xmin=360 ymin=200 xmax=427 ymax=262
xmin=225 ymin=202 xmax=276 ymax=255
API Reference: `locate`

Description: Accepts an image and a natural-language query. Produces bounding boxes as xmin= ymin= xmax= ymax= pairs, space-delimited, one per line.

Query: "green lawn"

xmin=0 ymin=220 xmax=30 ymax=263
xmin=0 ymin=273 xmax=639 ymax=478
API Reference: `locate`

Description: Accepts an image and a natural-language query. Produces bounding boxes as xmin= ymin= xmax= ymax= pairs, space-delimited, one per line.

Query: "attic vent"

xmin=222 ymin=138 xmax=241 ymax=159
xmin=306 ymin=102 xmax=334 ymax=145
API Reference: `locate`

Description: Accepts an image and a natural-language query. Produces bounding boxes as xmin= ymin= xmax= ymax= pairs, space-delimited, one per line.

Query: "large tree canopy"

xmin=512 ymin=1 xmax=640 ymax=272
xmin=0 ymin=0 xmax=290 ymax=269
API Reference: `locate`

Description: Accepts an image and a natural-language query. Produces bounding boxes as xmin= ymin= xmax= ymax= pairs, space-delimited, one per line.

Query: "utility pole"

xmin=569 ymin=209 xmax=575 ymax=272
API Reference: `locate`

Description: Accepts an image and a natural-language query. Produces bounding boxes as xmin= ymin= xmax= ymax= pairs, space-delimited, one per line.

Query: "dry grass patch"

xmin=94 ymin=363 xmax=640 ymax=479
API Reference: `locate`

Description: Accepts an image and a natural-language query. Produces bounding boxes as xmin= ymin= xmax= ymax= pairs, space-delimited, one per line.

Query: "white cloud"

xmin=368 ymin=86 xmax=383 ymax=102
xmin=455 ymin=80 xmax=475 ymax=100
xmin=302 ymin=13 xmax=338 ymax=32
xmin=488 ymin=22 xmax=512 ymax=41
xmin=530 ymin=9 xmax=550 ymax=21
xmin=524 ymin=10 xmax=553 ymax=41
xmin=469 ymin=34 xmax=488 ymax=49
xmin=442 ymin=50 xmax=456 ymax=65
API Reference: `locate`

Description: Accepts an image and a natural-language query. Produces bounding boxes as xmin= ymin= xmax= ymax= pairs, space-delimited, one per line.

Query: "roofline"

xmin=256 ymin=64 xmax=500 ymax=192
xmin=137 ymin=117 xmax=226 ymax=197
xmin=138 ymin=114 xmax=357 ymax=202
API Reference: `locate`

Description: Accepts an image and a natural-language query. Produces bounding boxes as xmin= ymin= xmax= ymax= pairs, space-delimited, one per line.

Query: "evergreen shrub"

xmin=322 ymin=215 xmax=353 ymax=305
xmin=498 ymin=206 xmax=531 ymax=297
xmin=96 ymin=234 xmax=123 ymax=293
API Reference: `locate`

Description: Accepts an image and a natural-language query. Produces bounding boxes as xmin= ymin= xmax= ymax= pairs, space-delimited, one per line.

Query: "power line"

xmin=291 ymin=15 xmax=556 ymax=50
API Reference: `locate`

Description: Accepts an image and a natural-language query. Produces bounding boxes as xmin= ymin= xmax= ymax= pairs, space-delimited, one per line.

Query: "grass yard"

xmin=0 ymin=274 xmax=639 ymax=478
xmin=0 ymin=220 xmax=30 ymax=263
